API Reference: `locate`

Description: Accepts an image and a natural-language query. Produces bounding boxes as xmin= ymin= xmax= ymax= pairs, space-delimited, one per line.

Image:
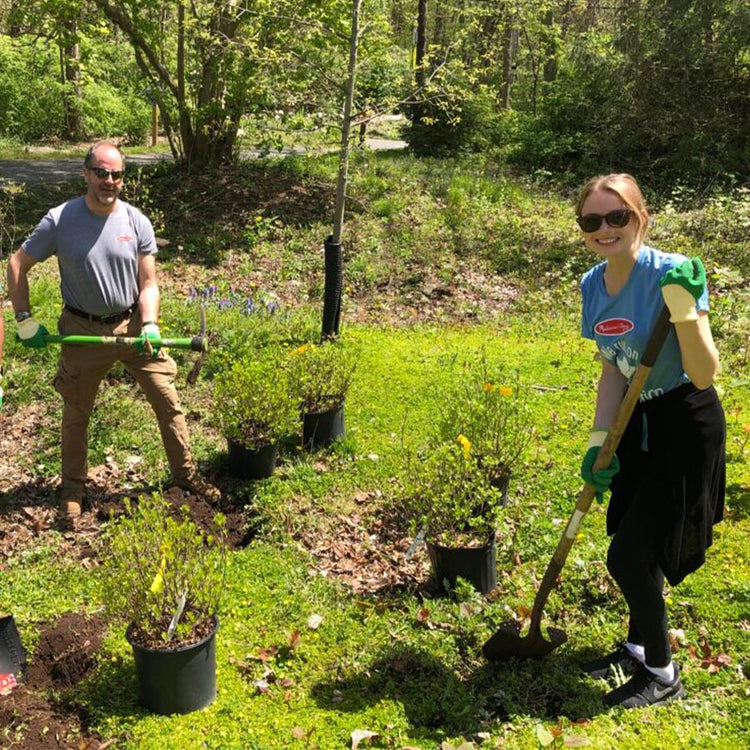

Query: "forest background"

xmin=0 ymin=2 xmax=749 ymax=750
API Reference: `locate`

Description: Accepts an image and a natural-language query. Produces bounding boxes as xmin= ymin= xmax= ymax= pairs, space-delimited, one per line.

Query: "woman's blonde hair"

xmin=576 ymin=173 xmax=649 ymax=245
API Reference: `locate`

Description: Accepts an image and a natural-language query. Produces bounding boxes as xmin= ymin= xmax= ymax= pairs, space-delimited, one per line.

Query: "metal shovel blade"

xmin=482 ymin=619 xmax=567 ymax=661
xmin=0 ymin=615 xmax=27 ymax=678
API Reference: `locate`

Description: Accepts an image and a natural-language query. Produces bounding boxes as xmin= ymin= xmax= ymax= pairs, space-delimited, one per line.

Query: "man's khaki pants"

xmin=53 ymin=308 xmax=193 ymax=497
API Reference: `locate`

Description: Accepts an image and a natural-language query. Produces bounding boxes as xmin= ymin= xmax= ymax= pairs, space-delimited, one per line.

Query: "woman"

xmin=575 ymin=173 xmax=725 ymax=709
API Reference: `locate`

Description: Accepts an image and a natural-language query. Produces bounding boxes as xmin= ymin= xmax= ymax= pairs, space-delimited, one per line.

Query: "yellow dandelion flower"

xmin=498 ymin=386 xmax=513 ymax=397
xmin=291 ymin=343 xmax=313 ymax=357
xmin=483 ymin=382 xmax=494 ymax=392
xmin=457 ymin=434 xmax=472 ymax=457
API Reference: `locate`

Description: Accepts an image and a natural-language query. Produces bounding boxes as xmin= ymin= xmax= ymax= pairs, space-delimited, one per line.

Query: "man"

xmin=7 ymin=140 xmax=218 ymax=522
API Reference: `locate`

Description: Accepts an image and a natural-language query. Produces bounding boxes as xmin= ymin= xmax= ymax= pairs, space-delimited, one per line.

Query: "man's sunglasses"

xmin=576 ymin=208 xmax=632 ymax=233
xmin=88 ymin=167 xmax=124 ymax=181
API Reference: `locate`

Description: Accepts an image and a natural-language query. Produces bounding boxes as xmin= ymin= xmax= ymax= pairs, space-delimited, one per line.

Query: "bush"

xmin=101 ymin=494 xmax=227 ymax=648
xmin=431 ymin=356 xmax=534 ymax=484
xmin=286 ymin=340 xmax=357 ymax=413
xmin=403 ymin=85 xmax=499 ymax=157
xmin=213 ymin=349 xmax=297 ymax=449
xmin=82 ymin=82 xmax=151 ymax=144
xmin=392 ymin=440 xmax=505 ymax=547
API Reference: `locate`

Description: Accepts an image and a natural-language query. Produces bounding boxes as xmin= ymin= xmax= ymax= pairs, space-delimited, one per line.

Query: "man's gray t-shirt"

xmin=23 ymin=196 xmax=157 ymax=315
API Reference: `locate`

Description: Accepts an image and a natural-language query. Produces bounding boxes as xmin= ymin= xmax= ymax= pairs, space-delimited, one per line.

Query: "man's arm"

xmin=137 ymin=252 xmax=160 ymax=323
xmin=7 ymin=248 xmax=38 ymax=314
xmin=7 ymin=248 xmax=48 ymax=349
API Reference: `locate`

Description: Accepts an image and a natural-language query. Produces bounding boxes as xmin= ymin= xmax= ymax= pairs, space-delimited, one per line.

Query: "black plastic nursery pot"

xmin=302 ymin=401 xmax=345 ymax=450
xmin=0 ymin=615 xmax=26 ymax=679
xmin=426 ymin=534 xmax=497 ymax=594
xmin=127 ymin=617 xmax=218 ymax=715
xmin=227 ymin=438 xmax=278 ymax=479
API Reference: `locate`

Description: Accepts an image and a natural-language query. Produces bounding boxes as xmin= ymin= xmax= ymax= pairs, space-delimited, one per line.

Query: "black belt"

xmin=64 ymin=304 xmax=136 ymax=324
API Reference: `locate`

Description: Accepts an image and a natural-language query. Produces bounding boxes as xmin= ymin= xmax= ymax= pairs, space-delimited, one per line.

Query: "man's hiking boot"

xmin=171 ymin=472 xmax=221 ymax=504
xmin=581 ymin=644 xmax=642 ymax=681
xmin=603 ymin=663 xmax=686 ymax=709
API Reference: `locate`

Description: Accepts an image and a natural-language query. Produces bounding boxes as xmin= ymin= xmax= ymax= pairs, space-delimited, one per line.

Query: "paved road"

xmin=0 ymin=138 xmax=407 ymax=187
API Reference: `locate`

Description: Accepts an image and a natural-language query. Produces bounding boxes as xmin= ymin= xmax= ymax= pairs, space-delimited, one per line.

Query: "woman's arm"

xmin=592 ymin=357 xmax=628 ymax=430
xmin=673 ymin=312 xmax=720 ymax=389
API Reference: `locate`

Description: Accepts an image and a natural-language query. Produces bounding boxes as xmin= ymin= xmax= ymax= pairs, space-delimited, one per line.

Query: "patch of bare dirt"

xmin=0 ymin=613 xmax=107 ymax=750
xmin=289 ymin=490 xmax=431 ymax=596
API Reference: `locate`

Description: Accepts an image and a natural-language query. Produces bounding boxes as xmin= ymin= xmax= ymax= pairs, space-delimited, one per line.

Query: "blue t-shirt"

xmin=581 ymin=246 xmax=709 ymax=401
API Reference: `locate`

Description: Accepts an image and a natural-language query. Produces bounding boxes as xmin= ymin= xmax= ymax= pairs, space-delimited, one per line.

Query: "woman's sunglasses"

xmin=89 ymin=167 xmax=124 ymax=181
xmin=576 ymin=208 xmax=632 ymax=233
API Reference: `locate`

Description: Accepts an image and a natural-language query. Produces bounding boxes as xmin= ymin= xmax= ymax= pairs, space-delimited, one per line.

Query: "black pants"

xmin=607 ymin=491 xmax=670 ymax=665
xmin=606 ymin=384 xmax=725 ymax=668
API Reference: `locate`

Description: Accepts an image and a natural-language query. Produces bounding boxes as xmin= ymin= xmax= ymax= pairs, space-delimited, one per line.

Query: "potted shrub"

xmin=101 ymin=494 xmax=227 ymax=715
xmin=394 ymin=438 xmax=506 ymax=594
xmin=214 ymin=351 xmax=296 ymax=479
xmin=432 ymin=357 xmax=534 ymax=501
xmin=287 ymin=341 xmax=357 ymax=450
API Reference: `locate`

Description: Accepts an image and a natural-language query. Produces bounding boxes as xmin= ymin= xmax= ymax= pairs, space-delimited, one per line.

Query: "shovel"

xmin=483 ymin=304 xmax=672 ymax=661
xmin=0 ymin=614 xmax=27 ymax=679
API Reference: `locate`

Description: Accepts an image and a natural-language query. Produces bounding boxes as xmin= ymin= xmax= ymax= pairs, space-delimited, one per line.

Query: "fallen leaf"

xmin=564 ymin=737 xmax=591 ymax=747
xmin=535 ymin=725 xmax=555 ymax=747
xmin=307 ymin=614 xmax=323 ymax=630
xmin=351 ymin=729 xmax=379 ymax=750
xmin=289 ymin=630 xmax=301 ymax=649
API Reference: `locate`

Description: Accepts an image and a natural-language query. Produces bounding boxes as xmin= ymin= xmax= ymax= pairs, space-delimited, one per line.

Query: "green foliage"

xmin=0 ymin=37 xmax=64 ymax=141
xmin=431 ymin=355 xmax=535 ymax=482
xmin=405 ymin=83 xmax=500 ymax=157
xmin=213 ymin=349 xmax=297 ymax=449
xmin=393 ymin=440 xmax=506 ymax=546
xmin=287 ymin=340 xmax=357 ymax=413
xmin=81 ymin=81 xmax=151 ymax=145
xmin=101 ymin=494 xmax=227 ymax=646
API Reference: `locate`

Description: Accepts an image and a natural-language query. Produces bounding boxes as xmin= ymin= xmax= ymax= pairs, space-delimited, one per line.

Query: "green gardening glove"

xmin=16 ymin=316 xmax=49 ymax=348
xmin=136 ymin=322 xmax=162 ymax=357
xmin=580 ymin=430 xmax=620 ymax=504
xmin=659 ymin=257 xmax=706 ymax=323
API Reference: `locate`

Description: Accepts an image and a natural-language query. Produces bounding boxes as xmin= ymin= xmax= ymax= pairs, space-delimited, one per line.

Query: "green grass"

xmin=1 ymin=152 xmax=749 ymax=748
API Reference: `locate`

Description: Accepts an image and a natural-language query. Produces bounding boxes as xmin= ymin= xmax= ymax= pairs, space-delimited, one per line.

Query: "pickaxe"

xmin=44 ymin=306 xmax=208 ymax=385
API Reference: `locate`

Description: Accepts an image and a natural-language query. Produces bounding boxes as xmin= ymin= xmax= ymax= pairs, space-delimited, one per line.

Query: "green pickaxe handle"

xmin=44 ymin=334 xmax=208 ymax=353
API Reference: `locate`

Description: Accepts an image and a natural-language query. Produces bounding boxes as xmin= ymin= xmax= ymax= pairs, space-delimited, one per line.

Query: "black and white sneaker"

xmin=581 ymin=644 xmax=642 ymax=681
xmin=603 ymin=663 xmax=686 ymax=709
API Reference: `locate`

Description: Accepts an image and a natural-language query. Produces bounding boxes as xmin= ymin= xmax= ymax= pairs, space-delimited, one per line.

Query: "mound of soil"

xmin=0 ymin=613 xmax=106 ymax=750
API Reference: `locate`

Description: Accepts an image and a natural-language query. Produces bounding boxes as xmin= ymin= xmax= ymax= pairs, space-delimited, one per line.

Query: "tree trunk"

xmin=501 ymin=23 xmax=518 ymax=110
xmin=542 ymin=9 xmax=558 ymax=91
xmin=415 ymin=0 xmax=427 ymax=89
xmin=60 ymin=19 xmax=84 ymax=141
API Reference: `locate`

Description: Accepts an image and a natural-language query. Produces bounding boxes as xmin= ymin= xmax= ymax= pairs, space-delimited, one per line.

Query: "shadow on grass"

xmin=310 ymin=643 xmax=607 ymax=742
xmin=725 ymin=482 xmax=750 ymax=521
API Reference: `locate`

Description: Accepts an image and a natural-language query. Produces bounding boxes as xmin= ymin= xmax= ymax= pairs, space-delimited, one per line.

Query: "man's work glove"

xmin=137 ymin=322 xmax=162 ymax=357
xmin=660 ymin=257 xmax=706 ymax=323
xmin=16 ymin=316 xmax=49 ymax=348
xmin=580 ymin=430 xmax=620 ymax=504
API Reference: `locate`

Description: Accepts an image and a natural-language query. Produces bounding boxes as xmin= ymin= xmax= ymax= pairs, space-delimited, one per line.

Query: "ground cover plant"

xmin=0 ymin=149 xmax=748 ymax=749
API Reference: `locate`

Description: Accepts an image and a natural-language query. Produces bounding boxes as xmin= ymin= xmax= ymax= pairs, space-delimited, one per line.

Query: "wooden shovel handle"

xmin=528 ymin=305 xmax=672 ymax=632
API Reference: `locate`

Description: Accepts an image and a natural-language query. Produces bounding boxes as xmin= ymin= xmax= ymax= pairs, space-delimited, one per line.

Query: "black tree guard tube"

xmin=322 ymin=234 xmax=343 ymax=339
